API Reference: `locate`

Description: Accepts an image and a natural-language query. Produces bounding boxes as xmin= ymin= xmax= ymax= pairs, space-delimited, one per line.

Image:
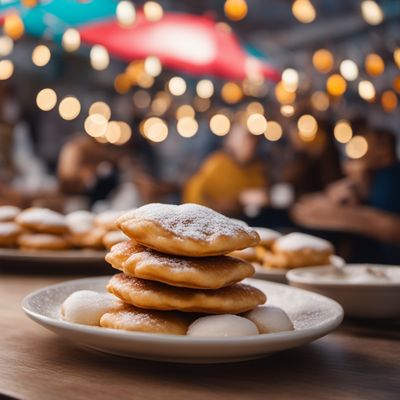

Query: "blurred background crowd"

xmin=1 ymin=0 xmax=400 ymax=264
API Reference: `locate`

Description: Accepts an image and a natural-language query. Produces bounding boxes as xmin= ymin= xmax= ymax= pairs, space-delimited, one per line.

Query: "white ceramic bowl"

xmin=22 ymin=276 xmax=343 ymax=364
xmin=287 ymin=264 xmax=400 ymax=319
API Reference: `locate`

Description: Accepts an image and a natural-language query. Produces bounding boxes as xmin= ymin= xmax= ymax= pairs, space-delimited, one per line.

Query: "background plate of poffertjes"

xmin=22 ymin=276 xmax=344 ymax=364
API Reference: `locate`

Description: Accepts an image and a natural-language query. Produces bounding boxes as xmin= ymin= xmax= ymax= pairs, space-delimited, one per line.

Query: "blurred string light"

xmin=394 ymin=49 xmax=400 ymax=69
xmin=115 ymin=121 xmax=132 ymax=145
xmin=62 ymin=29 xmax=81 ymax=52
xmin=21 ymin=0 xmax=38 ymax=7
xmin=0 ymin=60 xmax=14 ymax=80
xmin=85 ymin=114 xmax=108 ymax=137
xmin=246 ymin=113 xmax=267 ymax=135
xmin=90 ymin=45 xmax=110 ymax=70
xmin=246 ymin=101 xmax=264 ymax=115
xmin=346 ymin=136 xmax=368 ymax=159
xmin=297 ymin=114 xmax=317 ymax=140
xmin=196 ymin=79 xmax=214 ymax=99
xmin=280 ymin=104 xmax=295 ymax=117
xmin=136 ymin=71 xmax=154 ymax=88
xmin=264 ymin=121 xmax=282 ymax=141
xmin=275 ymin=81 xmax=296 ymax=104
xmin=292 ymin=0 xmax=316 ymax=24
xmin=393 ymin=76 xmax=400 ymax=94
xmin=339 ymin=59 xmax=359 ymax=81
xmin=361 ymin=1 xmax=383 ymax=25
xmin=281 ymin=68 xmax=299 ymax=92
xmin=0 ymin=36 xmax=14 ymax=56
xmin=58 ymin=96 xmax=81 ymax=120
xmin=132 ymin=90 xmax=151 ymax=109
xmin=168 ymin=76 xmax=186 ymax=96
xmin=177 ymin=117 xmax=198 ymax=138
xmin=381 ymin=90 xmax=398 ymax=112
xmin=144 ymin=56 xmax=162 ymax=77
xmin=334 ymin=120 xmax=353 ymax=143
xmin=116 ymin=1 xmax=136 ymax=27
xmin=358 ymin=80 xmax=375 ymax=101
xmin=114 ymin=73 xmax=131 ymax=94
xmin=36 ymin=88 xmax=57 ymax=111
xmin=151 ymin=91 xmax=171 ymax=115
xmin=312 ymin=49 xmax=333 ymax=73
xmin=365 ymin=53 xmax=384 ymax=76
xmin=210 ymin=114 xmax=230 ymax=136
xmin=176 ymin=104 xmax=195 ymax=119
xmin=310 ymin=91 xmax=330 ymax=111
xmin=89 ymin=101 xmax=111 ymax=120
xmin=193 ymin=96 xmax=211 ymax=112
xmin=4 ymin=14 xmax=24 ymax=40
xmin=224 ymin=0 xmax=248 ymax=21
xmin=221 ymin=81 xmax=243 ymax=104
xmin=143 ymin=1 xmax=164 ymax=22
xmin=326 ymin=74 xmax=347 ymax=96
xmin=143 ymin=117 xmax=168 ymax=142
xmin=105 ymin=121 xmax=122 ymax=143
xmin=32 ymin=44 xmax=51 ymax=67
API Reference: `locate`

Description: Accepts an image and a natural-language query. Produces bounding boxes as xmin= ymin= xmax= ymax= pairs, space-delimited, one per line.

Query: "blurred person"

xmin=292 ymin=127 xmax=400 ymax=264
xmin=183 ymin=120 xmax=268 ymax=216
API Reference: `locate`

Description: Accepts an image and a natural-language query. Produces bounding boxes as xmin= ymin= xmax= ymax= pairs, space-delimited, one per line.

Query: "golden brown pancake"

xmin=0 ymin=222 xmax=22 ymax=247
xmin=18 ymin=233 xmax=70 ymax=251
xmin=107 ymin=273 xmax=266 ymax=314
xmin=16 ymin=207 xmax=68 ymax=234
xmin=116 ymin=203 xmax=260 ymax=257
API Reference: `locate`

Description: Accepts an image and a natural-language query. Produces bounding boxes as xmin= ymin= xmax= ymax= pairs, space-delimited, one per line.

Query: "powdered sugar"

xmin=120 ymin=203 xmax=257 ymax=242
xmin=17 ymin=208 xmax=66 ymax=227
xmin=275 ymin=233 xmax=333 ymax=252
xmin=0 ymin=222 xmax=20 ymax=235
xmin=254 ymin=227 xmax=281 ymax=243
xmin=0 ymin=206 xmax=21 ymax=222
xmin=66 ymin=210 xmax=95 ymax=234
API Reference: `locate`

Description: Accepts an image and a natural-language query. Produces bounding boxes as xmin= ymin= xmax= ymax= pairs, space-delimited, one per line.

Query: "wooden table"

xmin=1 ymin=274 xmax=399 ymax=400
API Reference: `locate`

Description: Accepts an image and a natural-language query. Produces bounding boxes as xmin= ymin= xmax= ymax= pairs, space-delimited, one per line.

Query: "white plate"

xmin=22 ymin=276 xmax=343 ymax=364
xmin=0 ymin=248 xmax=106 ymax=264
xmin=287 ymin=264 xmax=400 ymax=319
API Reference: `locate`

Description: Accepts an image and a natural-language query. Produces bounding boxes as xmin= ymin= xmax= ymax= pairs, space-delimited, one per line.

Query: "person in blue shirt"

xmin=292 ymin=127 xmax=400 ymax=264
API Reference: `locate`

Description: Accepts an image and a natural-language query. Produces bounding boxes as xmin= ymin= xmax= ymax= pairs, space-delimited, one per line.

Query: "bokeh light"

xmin=361 ymin=1 xmax=383 ymax=25
xmin=394 ymin=48 xmax=400 ymax=69
xmin=177 ymin=117 xmax=199 ymax=138
xmin=84 ymin=114 xmax=108 ymax=137
xmin=144 ymin=117 xmax=168 ymax=142
xmin=132 ymin=90 xmax=151 ymax=109
xmin=114 ymin=74 xmax=131 ymax=94
xmin=4 ymin=14 xmax=24 ymax=40
xmin=224 ymin=0 xmax=248 ymax=21
xmin=292 ymin=0 xmax=316 ymax=24
xmin=36 ymin=88 xmax=57 ymax=111
xmin=105 ymin=121 xmax=122 ymax=143
xmin=0 ymin=60 xmax=14 ymax=80
xmin=340 ymin=59 xmax=359 ymax=81
xmin=196 ymin=79 xmax=214 ymax=99
xmin=246 ymin=101 xmax=264 ymax=115
xmin=365 ymin=53 xmax=384 ymax=76
xmin=193 ymin=97 xmax=211 ymax=112
xmin=280 ymin=104 xmax=295 ymax=117
xmin=334 ymin=120 xmax=353 ymax=143
xmin=144 ymin=56 xmax=162 ymax=77
xmin=221 ymin=82 xmax=243 ymax=104
xmin=326 ymin=74 xmax=347 ymax=96
xmin=0 ymin=36 xmax=14 ymax=57
xmin=312 ymin=49 xmax=334 ymax=73
xmin=116 ymin=1 xmax=136 ymax=27
xmin=393 ymin=76 xmax=400 ymax=94
xmin=310 ymin=91 xmax=330 ymax=111
xmin=32 ymin=45 xmax=51 ymax=67
xmin=297 ymin=114 xmax=317 ymax=137
xmin=89 ymin=101 xmax=111 ymax=120
xmin=151 ymin=91 xmax=172 ymax=115
xmin=358 ymin=80 xmax=376 ymax=101
xmin=58 ymin=97 xmax=81 ymax=120
xmin=210 ymin=114 xmax=231 ymax=136
xmin=275 ymin=81 xmax=296 ymax=104
xmin=346 ymin=136 xmax=368 ymax=159
xmin=247 ymin=113 xmax=267 ymax=135
xmin=281 ymin=68 xmax=299 ymax=92
xmin=381 ymin=91 xmax=398 ymax=112
xmin=115 ymin=121 xmax=132 ymax=145
xmin=62 ymin=29 xmax=81 ymax=52
xmin=176 ymin=105 xmax=195 ymax=119
xmin=168 ymin=76 xmax=186 ymax=96
xmin=264 ymin=121 xmax=283 ymax=141
xmin=143 ymin=1 xmax=164 ymax=22
xmin=90 ymin=45 xmax=110 ymax=70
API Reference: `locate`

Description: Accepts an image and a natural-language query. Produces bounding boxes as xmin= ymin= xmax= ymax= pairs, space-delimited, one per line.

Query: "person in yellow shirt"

xmin=183 ymin=121 xmax=268 ymax=216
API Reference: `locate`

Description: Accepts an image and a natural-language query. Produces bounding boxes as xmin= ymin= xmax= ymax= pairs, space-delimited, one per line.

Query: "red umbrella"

xmin=79 ymin=11 xmax=280 ymax=81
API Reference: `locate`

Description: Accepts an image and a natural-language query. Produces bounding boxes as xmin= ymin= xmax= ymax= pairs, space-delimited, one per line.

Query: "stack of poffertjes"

xmin=0 ymin=205 xmax=129 ymax=251
xmin=62 ymin=203 xmax=294 ymax=336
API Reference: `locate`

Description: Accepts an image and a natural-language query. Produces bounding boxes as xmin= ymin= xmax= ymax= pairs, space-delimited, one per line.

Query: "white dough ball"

xmin=244 ymin=306 xmax=294 ymax=334
xmin=187 ymin=314 xmax=259 ymax=337
xmin=61 ymin=290 xmax=121 ymax=326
